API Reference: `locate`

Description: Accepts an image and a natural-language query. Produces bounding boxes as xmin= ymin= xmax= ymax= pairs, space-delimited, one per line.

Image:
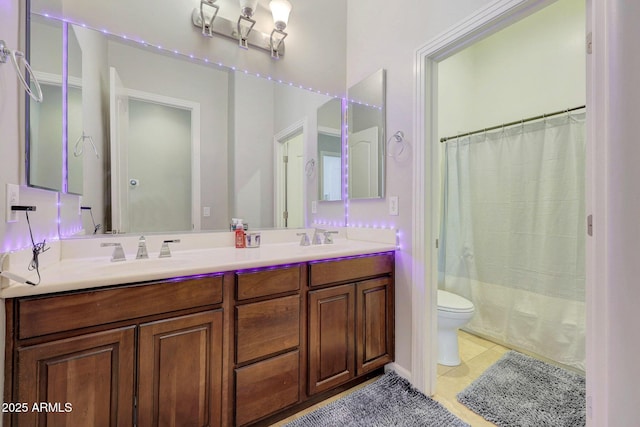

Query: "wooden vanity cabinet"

xmin=4 ymin=275 xmax=226 ymax=427
xmin=4 ymin=252 xmax=394 ymax=427
xmin=308 ymin=253 xmax=394 ymax=395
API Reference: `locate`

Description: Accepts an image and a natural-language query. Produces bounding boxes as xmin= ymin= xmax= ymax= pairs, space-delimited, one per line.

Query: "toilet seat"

xmin=437 ymin=290 xmax=474 ymax=313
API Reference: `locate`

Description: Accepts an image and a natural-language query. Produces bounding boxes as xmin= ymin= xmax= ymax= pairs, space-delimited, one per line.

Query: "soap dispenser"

xmin=235 ymin=221 xmax=246 ymax=248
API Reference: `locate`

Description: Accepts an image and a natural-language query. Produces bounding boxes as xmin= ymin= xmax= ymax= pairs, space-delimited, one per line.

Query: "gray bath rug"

xmin=285 ymin=371 xmax=469 ymax=427
xmin=457 ymin=351 xmax=586 ymax=427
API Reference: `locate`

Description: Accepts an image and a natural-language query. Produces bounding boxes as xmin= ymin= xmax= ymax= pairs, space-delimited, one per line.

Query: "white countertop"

xmin=0 ymin=228 xmax=397 ymax=298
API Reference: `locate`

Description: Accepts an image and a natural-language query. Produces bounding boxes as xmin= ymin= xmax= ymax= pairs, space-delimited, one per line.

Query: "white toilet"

xmin=437 ymin=289 xmax=475 ymax=366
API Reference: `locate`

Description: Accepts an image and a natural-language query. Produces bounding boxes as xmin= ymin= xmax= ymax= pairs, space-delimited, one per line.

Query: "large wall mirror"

xmin=347 ymin=69 xmax=386 ymax=199
xmin=26 ymin=0 xmax=345 ymax=235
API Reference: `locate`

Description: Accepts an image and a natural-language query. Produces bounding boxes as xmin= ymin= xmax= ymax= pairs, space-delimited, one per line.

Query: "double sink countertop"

xmin=0 ymin=227 xmax=398 ymax=298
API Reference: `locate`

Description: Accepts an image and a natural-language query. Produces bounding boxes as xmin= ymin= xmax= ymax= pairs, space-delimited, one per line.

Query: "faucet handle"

xmin=312 ymin=228 xmax=325 ymax=245
xmin=323 ymin=230 xmax=339 ymax=244
xmin=136 ymin=236 xmax=149 ymax=259
xmin=101 ymin=242 xmax=126 ymax=262
xmin=296 ymin=232 xmax=311 ymax=246
xmin=159 ymin=239 xmax=181 ymax=258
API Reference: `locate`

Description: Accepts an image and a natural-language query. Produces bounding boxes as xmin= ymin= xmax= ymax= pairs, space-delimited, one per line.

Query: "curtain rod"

xmin=440 ymin=105 xmax=586 ymax=143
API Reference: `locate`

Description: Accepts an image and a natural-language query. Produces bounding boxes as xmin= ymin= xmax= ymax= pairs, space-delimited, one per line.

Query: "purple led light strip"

xmin=62 ymin=21 xmax=68 ymax=194
xmin=35 ymin=13 xmax=347 ymax=101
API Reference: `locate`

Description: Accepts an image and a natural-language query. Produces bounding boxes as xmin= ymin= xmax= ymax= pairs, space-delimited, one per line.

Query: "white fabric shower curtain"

xmin=439 ymin=113 xmax=586 ymax=370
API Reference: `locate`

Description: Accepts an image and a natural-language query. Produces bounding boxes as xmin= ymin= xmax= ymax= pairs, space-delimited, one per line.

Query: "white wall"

xmin=438 ymin=0 xmax=585 ymax=138
xmin=346 ymin=0 xmax=496 ymax=380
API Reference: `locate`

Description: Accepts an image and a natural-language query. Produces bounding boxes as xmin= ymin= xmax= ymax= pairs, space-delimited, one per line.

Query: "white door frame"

xmin=274 ymin=119 xmax=307 ymax=228
xmin=411 ymin=0 xmax=596 ymax=416
xmin=115 ymin=88 xmax=202 ymax=232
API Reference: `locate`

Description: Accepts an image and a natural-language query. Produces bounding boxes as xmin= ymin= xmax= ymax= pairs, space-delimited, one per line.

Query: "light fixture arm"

xmin=237 ymin=15 xmax=256 ymax=49
xmin=270 ymin=28 xmax=288 ymax=59
xmin=200 ymin=0 xmax=220 ymax=37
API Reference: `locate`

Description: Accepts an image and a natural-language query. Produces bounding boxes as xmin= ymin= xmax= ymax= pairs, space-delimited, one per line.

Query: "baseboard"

xmin=385 ymin=362 xmax=411 ymax=382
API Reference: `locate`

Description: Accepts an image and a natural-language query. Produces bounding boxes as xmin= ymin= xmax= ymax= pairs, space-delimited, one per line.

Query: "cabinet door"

xmin=308 ymin=284 xmax=355 ymax=395
xmin=356 ymin=277 xmax=394 ymax=375
xmin=16 ymin=327 xmax=136 ymax=427
xmin=138 ymin=310 xmax=223 ymax=427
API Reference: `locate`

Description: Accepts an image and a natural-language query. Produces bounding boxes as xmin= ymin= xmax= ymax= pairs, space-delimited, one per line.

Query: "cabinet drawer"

xmin=235 ymin=350 xmax=300 ymax=426
xmin=17 ymin=275 xmax=223 ymax=339
xmin=309 ymin=253 xmax=393 ymax=287
xmin=236 ymin=295 xmax=300 ymax=364
xmin=236 ymin=265 xmax=300 ymax=300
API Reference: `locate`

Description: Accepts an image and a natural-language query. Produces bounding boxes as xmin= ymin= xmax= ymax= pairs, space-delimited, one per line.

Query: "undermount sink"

xmin=90 ymin=256 xmax=187 ymax=274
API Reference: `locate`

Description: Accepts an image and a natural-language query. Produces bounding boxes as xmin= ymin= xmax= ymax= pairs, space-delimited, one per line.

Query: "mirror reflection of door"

xmin=127 ymin=100 xmax=191 ymax=233
xmin=109 ymin=67 xmax=198 ymax=233
xmin=276 ymin=130 xmax=304 ymax=228
xmin=348 ymin=126 xmax=379 ymax=198
xmin=320 ymin=151 xmax=341 ymax=201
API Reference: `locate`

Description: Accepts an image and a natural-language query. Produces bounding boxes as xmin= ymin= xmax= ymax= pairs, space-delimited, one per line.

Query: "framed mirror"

xmin=317 ymin=98 xmax=343 ymax=202
xmin=347 ymin=69 xmax=386 ymax=199
xmin=26 ymin=0 xmax=343 ymax=235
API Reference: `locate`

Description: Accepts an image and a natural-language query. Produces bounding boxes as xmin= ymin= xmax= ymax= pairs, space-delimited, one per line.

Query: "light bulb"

xmin=270 ymin=0 xmax=292 ymax=30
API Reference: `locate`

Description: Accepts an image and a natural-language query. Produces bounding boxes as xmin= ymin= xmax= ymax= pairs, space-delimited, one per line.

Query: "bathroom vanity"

xmin=2 ymin=236 xmax=395 ymax=426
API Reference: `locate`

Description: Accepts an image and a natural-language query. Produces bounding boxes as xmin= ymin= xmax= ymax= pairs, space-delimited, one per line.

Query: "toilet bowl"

xmin=437 ymin=290 xmax=475 ymax=366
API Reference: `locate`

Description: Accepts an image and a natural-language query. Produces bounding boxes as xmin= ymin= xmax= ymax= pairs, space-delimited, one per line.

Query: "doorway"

xmin=109 ymin=67 xmax=201 ymax=233
xmin=411 ymin=0 xmax=590 ymax=400
xmin=274 ymin=120 xmax=306 ymax=228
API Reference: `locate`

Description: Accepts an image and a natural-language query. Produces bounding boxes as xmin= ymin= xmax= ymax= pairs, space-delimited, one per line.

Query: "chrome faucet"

xmin=101 ymin=242 xmax=126 ymax=262
xmin=136 ymin=236 xmax=149 ymax=259
xmin=311 ymin=228 xmax=325 ymax=245
xmin=323 ymin=230 xmax=339 ymax=244
xmin=159 ymin=239 xmax=181 ymax=258
xmin=296 ymin=232 xmax=311 ymax=246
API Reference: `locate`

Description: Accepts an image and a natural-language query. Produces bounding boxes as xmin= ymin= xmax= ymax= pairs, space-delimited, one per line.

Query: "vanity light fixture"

xmin=200 ymin=0 xmax=220 ymax=37
xmin=237 ymin=0 xmax=258 ymax=49
xmin=190 ymin=0 xmax=290 ymax=57
xmin=269 ymin=0 xmax=291 ymax=58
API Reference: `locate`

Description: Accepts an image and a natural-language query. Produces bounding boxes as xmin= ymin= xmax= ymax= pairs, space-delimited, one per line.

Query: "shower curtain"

xmin=439 ymin=112 xmax=586 ymax=370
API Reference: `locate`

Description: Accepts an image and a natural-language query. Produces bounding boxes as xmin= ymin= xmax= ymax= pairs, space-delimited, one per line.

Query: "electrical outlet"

xmin=389 ymin=195 xmax=399 ymax=216
xmin=311 ymin=200 xmax=317 ymax=214
xmin=6 ymin=184 xmax=19 ymax=223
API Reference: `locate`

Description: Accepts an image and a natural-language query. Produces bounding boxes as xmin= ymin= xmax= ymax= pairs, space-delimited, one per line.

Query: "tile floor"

xmin=272 ymin=330 xmax=507 ymax=426
xmin=432 ymin=330 xmax=508 ymax=426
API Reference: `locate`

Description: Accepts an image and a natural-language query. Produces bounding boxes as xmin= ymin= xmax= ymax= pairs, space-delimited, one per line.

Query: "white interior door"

xmin=320 ymin=151 xmax=342 ymax=201
xmin=348 ymin=126 xmax=379 ymax=198
xmin=110 ymin=68 xmax=197 ymax=233
xmin=127 ymin=100 xmax=192 ymax=233
xmin=285 ymin=133 xmax=304 ymax=228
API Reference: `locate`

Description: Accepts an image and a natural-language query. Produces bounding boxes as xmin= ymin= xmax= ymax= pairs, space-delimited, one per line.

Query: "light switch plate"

xmin=389 ymin=195 xmax=399 ymax=216
xmin=6 ymin=184 xmax=19 ymax=223
xmin=311 ymin=200 xmax=317 ymax=214
xmin=203 ymin=207 xmax=211 ymax=217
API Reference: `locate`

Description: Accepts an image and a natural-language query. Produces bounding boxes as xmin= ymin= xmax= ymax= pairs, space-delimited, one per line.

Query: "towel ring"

xmin=0 ymin=40 xmax=43 ymax=103
xmin=387 ymin=130 xmax=411 ymax=161
xmin=74 ymin=132 xmax=100 ymax=159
